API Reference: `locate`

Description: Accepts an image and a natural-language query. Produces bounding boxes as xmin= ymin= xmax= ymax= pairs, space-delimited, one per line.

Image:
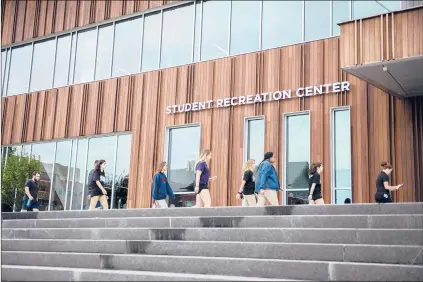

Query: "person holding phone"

xmin=375 ymin=161 xmax=402 ymax=203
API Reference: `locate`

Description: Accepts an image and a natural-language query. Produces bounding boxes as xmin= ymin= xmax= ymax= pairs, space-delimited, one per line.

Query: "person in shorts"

xmin=21 ymin=172 xmax=41 ymax=212
xmin=308 ymin=162 xmax=324 ymax=205
xmin=236 ymin=159 xmax=257 ymax=206
xmin=375 ymin=161 xmax=402 ymax=203
xmin=194 ymin=149 xmax=217 ymax=208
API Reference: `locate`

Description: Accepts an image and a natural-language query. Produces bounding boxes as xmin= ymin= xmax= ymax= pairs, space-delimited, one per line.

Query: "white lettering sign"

xmin=166 ymin=81 xmax=350 ymax=114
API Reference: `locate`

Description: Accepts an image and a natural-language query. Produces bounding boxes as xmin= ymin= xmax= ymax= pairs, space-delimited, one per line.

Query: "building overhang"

xmin=342 ymin=56 xmax=423 ymax=99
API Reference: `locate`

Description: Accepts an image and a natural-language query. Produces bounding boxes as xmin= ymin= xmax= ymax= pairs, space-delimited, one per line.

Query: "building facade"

xmin=1 ymin=0 xmax=422 ymax=210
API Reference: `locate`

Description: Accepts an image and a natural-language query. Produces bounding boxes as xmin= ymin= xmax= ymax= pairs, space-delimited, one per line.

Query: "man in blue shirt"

xmin=255 ymin=152 xmax=281 ymax=206
xmin=21 ymin=172 xmax=41 ymax=212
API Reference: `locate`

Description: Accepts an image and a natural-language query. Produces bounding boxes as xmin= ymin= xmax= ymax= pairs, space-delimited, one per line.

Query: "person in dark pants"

xmin=21 ymin=172 xmax=41 ymax=212
xmin=308 ymin=162 xmax=324 ymax=205
xmin=375 ymin=161 xmax=402 ymax=203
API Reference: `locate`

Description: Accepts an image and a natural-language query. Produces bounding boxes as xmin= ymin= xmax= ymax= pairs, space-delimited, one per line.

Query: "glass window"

xmin=30 ymin=39 xmax=56 ymax=92
xmin=113 ymin=17 xmax=143 ymax=77
xmin=193 ymin=1 xmax=202 ymax=62
xmin=2 ymin=50 xmax=9 ymax=96
xmin=113 ymin=134 xmax=131 ymax=209
xmin=230 ymin=1 xmax=260 ymax=56
xmin=68 ymin=33 xmax=77 ymax=85
xmin=378 ymin=1 xmax=401 ymax=12
xmin=74 ymin=28 xmax=96 ymax=84
xmin=1 ymin=50 xmax=6 ymax=87
xmin=353 ymin=0 xmax=389 ymax=19
xmin=83 ymin=136 xmax=116 ymax=209
xmin=141 ymin=13 xmax=161 ymax=72
xmin=332 ymin=1 xmax=350 ymax=36
xmin=201 ymin=0 xmax=230 ymax=61
xmin=53 ymin=35 xmax=72 ymax=88
xmin=245 ymin=118 xmax=265 ymax=163
xmin=51 ymin=141 xmax=72 ymax=211
xmin=262 ymin=1 xmax=302 ymax=50
xmin=95 ymin=24 xmax=114 ymax=80
xmin=285 ymin=113 xmax=310 ymax=205
xmin=305 ymin=1 xmax=330 ymax=41
xmin=161 ymin=5 xmax=194 ymax=68
xmin=167 ymin=126 xmax=200 ymax=207
xmin=70 ymin=139 xmax=88 ymax=210
xmin=335 ymin=189 xmax=352 ymax=204
xmin=65 ymin=140 xmax=77 ymax=210
xmin=31 ymin=142 xmax=55 ymax=211
xmin=332 ymin=108 xmax=351 ymax=203
xmin=7 ymin=45 xmax=32 ymax=96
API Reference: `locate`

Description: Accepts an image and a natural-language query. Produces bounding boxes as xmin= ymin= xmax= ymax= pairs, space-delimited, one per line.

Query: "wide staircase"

xmin=2 ymin=203 xmax=423 ymax=281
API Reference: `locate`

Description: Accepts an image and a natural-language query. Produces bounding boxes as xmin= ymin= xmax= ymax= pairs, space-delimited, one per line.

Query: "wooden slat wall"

xmin=1 ymin=37 xmax=422 ymax=208
xmin=340 ymin=6 xmax=423 ymax=67
xmin=1 ymin=0 xmax=182 ymax=46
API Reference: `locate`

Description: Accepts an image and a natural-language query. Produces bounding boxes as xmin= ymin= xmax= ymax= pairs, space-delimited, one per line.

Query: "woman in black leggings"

xmin=375 ymin=161 xmax=402 ymax=203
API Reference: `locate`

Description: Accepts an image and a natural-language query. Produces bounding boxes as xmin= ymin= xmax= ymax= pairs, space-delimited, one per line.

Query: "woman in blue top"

xmin=152 ymin=162 xmax=175 ymax=208
xmin=194 ymin=149 xmax=217 ymax=208
xmin=255 ymin=152 xmax=280 ymax=206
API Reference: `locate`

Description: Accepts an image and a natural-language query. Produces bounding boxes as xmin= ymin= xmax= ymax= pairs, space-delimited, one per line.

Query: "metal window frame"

xmin=259 ymin=0 xmax=263 ymax=51
xmin=69 ymin=139 xmax=78 ymax=210
xmin=243 ymin=115 xmax=265 ymax=165
xmin=63 ymin=140 xmax=73 ymax=210
xmin=110 ymin=135 xmax=119 ymax=209
xmin=301 ymin=0 xmax=305 ymax=42
xmin=282 ymin=110 xmax=311 ymax=205
xmin=164 ymin=123 xmax=202 ymax=196
xmin=139 ymin=16 xmax=145 ymax=72
xmin=47 ymin=142 xmax=58 ymax=211
xmin=330 ymin=106 xmax=352 ymax=204
xmin=227 ymin=0 xmax=232 ymax=56
xmin=1 ymin=49 xmax=10 ymax=96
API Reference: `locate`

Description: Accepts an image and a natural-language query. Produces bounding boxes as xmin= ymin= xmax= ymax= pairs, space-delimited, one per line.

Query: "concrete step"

xmin=3 ymin=251 xmax=423 ymax=281
xmin=3 ymin=227 xmax=423 ymax=245
xmin=2 ymin=203 xmax=423 ymax=220
xmin=3 ymin=239 xmax=423 ymax=265
xmin=2 ymin=215 xmax=422 ymax=229
xmin=1 ymin=265 xmax=293 ymax=281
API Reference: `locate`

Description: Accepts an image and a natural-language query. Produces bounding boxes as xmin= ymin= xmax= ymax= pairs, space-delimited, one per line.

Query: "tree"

xmin=1 ymin=150 xmax=42 ymax=211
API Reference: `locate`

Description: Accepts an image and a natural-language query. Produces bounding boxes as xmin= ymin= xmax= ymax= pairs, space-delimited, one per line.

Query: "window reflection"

xmin=31 ymin=142 xmax=55 ymax=211
xmin=335 ymin=189 xmax=352 ymax=204
xmin=262 ymin=1 xmax=302 ymax=50
xmin=353 ymin=0 xmax=398 ymax=19
xmin=30 ymin=39 xmax=56 ymax=92
xmin=113 ymin=134 xmax=131 ymax=209
xmin=332 ymin=1 xmax=350 ymax=36
xmin=161 ymin=5 xmax=194 ymax=68
xmin=113 ymin=18 xmax=143 ymax=77
xmin=51 ymin=141 xmax=71 ymax=211
xmin=305 ymin=1 xmax=330 ymax=41
xmin=53 ymin=35 xmax=72 ymax=88
xmin=68 ymin=34 xmax=77 ymax=85
xmin=84 ymin=136 xmax=116 ymax=209
xmin=7 ymin=45 xmax=32 ymax=96
xmin=167 ymin=126 xmax=200 ymax=194
xmin=70 ymin=139 xmax=88 ymax=210
xmin=334 ymin=109 xmax=351 ymax=188
xmin=142 ymin=13 xmax=161 ymax=72
xmin=74 ymin=28 xmax=96 ymax=84
xmin=246 ymin=119 xmax=264 ymax=163
xmin=1 ymin=50 xmax=7 ymax=92
xmin=201 ymin=1 xmax=230 ymax=61
xmin=95 ymin=24 xmax=114 ymax=80
xmin=230 ymin=1 xmax=260 ymax=56
xmin=193 ymin=2 xmax=202 ymax=62
xmin=285 ymin=114 xmax=310 ymax=205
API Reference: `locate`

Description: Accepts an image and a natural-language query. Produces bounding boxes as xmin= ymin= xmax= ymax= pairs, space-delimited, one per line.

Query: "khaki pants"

xmin=257 ymin=189 xmax=279 ymax=206
xmin=153 ymin=199 xmax=168 ymax=208
xmin=242 ymin=194 xmax=257 ymax=207
xmin=89 ymin=195 xmax=108 ymax=210
xmin=195 ymin=189 xmax=211 ymax=208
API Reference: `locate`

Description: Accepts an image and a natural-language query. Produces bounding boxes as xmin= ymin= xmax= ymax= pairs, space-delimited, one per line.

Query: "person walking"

xmin=87 ymin=160 xmax=102 ymax=209
xmin=375 ymin=161 xmax=402 ymax=203
xmin=88 ymin=159 xmax=109 ymax=210
xmin=255 ymin=152 xmax=280 ymax=206
xmin=236 ymin=159 xmax=257 ymax=206
xmin=308 ymin=162 xmax=325 ymax=205
xmin=194 ymin=149 xmax=217 ymax=208
xmin=21 ymin=172 xmax=41 ymax=212
xmin=152 ymin=162 xmax=175 ymax=208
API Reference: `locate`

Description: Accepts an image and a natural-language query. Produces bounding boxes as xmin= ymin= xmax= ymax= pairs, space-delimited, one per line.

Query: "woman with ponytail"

xmin=194 ymin=149 xmax=217 ymax=207
xmin=236 ymin=159 xmax=257 ymax=206
xmin=308 ymin=162 xmax=324 ymax=205
xmin=375 ymin=161 xmax=402 ymax=203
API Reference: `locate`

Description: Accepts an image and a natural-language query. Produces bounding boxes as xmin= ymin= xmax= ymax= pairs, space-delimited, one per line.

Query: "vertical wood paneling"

xmin=67 ymin=84 xmax=84 ymax=137
xmin=11 ymin=94 xmax=27 ymax=144
xmin=53 ymin=87 xmax=70 ymax=139
xmin=109 ymin=1 xmax=124 ymax=19
xmin=174 ymin=66 xmax=189 ymax=125
xmin=149 ymin=1 xmax=164 ymax=9
xmin=94 ymin=0 xmax=107 ymax=22
xmin=33 ymin=91 xmax=46 ymax=141
xmin=14 ymin=0 xmax=27 ymax=43
xmin=23 ymin=0 xmax=36 ymax=41
xmin=124 ymin=1 xmax=136 ymax=15
xmin=77 ymin=0 xmax=91 ymax=27
xmin=44 ymin=0 xmax=55 ymax=35
xmin=25 ymin=93 xmax=38 ymax=142
xmin=115 ymin=76 xmax=131 ymax=132
xmin=53 ymin=0 xmax=66 ymax=33
xmin=42 ymin=89 xmax=57 ymax=140
xmin=1 ymin=0 xmax=16 ymax=44
xmin=36 ymin=0 xmax=48 ymax=38
xmin=210 ymin=58 xmax=232 ymax=207
xmin=2 ymin=96 xmax=16 ymax=145
xmin=100 ymin=79 xmax=118 ymax=134
xmin=64 ymin=0 xmax=78 ymax=31
xmin=83 ymin=82 xmax=100 ymax=136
